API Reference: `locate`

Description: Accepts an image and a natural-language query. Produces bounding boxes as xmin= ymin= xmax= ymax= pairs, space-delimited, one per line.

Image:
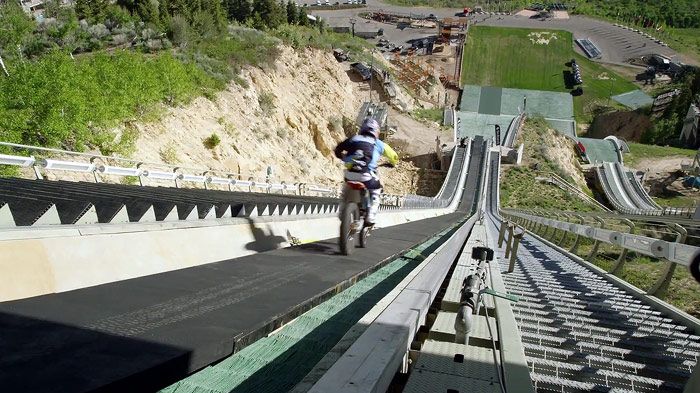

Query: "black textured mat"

xmin=0 ymin=213 xmax=464 ymax=393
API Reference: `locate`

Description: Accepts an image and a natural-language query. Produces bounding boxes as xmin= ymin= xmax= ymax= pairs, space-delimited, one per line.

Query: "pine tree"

xmin=159 ymin=0 xmax=172 ymax=26
xmin=286 ymin=0 xmax=297 ymax=25
xmin=200 ymin=0 xmax=226 ymax=29
xmin=136 ymin=0 xmax=160 ymax=26
xmin=75 ymin=0 xmax=91 ymax=20
xmin=297 ymin=7 xmax=308 ymax=26
xmin=168 ymin=0 xmax=191 ymax=20
xmin=227 ymin=0 xmax=251 ymax=23
xmin=252 ymin=0 xmax=285 ymax=29
xmin=116 ymin=0 xmax=137 ymax=14
xmin=75 ymin=0 xmax=109 ymax=22
xmin=92 ymin=0 xmax=110 ymax=22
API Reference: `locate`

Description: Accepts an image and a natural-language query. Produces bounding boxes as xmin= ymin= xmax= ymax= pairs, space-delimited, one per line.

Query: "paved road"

xmin=307 ymin=1 xmax=685 ymax=65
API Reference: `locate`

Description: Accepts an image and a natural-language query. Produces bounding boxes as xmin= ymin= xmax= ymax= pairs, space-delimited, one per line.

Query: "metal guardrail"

xmin=536 ymin=171 xmax=611 ymax=212
xmin=0 ymin=138 xmax=473 ymax=227
xmin=0 ymin=142 xmax=336 ymax=197
xmin=502 ymin=210 xmax=700 ymax=297
xmin=503 ymin=112 xmax=526 ymax=148
xmin=402 ymin=141 xmax=471 ymax=210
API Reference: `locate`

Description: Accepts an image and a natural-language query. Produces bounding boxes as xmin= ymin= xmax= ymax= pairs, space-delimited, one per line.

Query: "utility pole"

xmin=350 ymin=17 xmax=356 ymax=38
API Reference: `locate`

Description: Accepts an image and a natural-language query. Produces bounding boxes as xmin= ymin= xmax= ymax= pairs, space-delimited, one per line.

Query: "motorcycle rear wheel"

xmin=339 ymin=203 xmax=360 ymax=255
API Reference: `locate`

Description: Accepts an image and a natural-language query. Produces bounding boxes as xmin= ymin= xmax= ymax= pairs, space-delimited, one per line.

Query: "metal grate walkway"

xmin=499 ymin=235 xmax=698 ymax=392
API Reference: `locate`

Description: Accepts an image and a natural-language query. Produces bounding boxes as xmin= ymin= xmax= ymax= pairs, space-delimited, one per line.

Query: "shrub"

xmin=0 ymin=49 xmax=213 ymax=151
xmin=258 ymin=91 xmax=276 ymax=112
xmin=272 ymin=24 xmax=371 ymax=56
xmin=168 ymin=15 xmax=190 ymax=47
xmin=98 ymin=124 xmax=139 ymax=156
xmin=204 ymin=133 xmax=221 ymax=149
xmin=276 ymin=127 xmax=288 ymax=138
xmin=218 ymin=118 xmax=238 ymax=137
xmin=159 ymin=143 xmax=179 ymax=163
xmin=120 ymin=175 xmax=140 ymax=185
xmin=0 ymin=2 xmax=36 ymax=60
xmin=111 ymin=33 xmax=129 ymax=46
xmin=413 ymin=108 xmax=443 ymax=123
xmin=88 ymin=23 xmax=109 ymax=40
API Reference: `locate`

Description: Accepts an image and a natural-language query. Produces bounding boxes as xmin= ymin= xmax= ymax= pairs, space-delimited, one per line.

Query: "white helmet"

xmin=360 ymin=118 xmax=380 ymax=138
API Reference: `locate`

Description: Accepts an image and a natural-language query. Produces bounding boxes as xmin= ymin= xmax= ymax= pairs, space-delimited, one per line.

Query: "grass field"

xmin=625 ymin=142 xmax=697 ymax=167
xmin=461 ymin=26 xmax=637 ymax=122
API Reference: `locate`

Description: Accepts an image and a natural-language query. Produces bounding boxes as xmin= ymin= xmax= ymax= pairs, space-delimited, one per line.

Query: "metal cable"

xmin=480 ymin=293 xmax=508 ymax=393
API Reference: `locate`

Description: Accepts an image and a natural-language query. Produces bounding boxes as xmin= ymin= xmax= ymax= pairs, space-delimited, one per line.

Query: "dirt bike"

xmin=338 ymin=164 xmax=393 ymax=255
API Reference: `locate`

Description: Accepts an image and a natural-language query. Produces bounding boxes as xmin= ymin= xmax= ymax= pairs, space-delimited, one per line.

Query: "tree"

xmin=136 ymin=0 xmax=161 ymax=26
xmin=167 ymin=0 xmax=191 ymax=20
xmin=0 ymin=2 xmax=36 ymax=59
xmin=297 ymin=8 xmax=308 ymax=26
xmin=227 ymin=0 xmax=251 ymax=23
xmin=159 ymin=0 xmax=172 ymax=26
xmin=167 ymin=14 xmax=190 ymax=47
xmin=252 ymin=0 xmax=285 ymax=29
xmin=286 ymin=1 xmax=297 ymax=25
xmin=200 ymin=0 xmax=226 ymax=30
xmin=116 ymin=0 xmax=137 ymax=14
xmin=104 ymin=5 xmax=134 ymax=28
xmin=75 ymin=0 xmax=91 ymax=20
xmin=316 ymin=15 xmax=325 ymax=33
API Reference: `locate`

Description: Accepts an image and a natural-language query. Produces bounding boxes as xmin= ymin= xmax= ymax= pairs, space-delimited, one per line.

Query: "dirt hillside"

xmin=517 ymin=117 xmax=588 ymax=190
xmin=586 ymin=110 xmax=652 ymax=141
xmin=124 ymin=46 xmax=423 ymax=195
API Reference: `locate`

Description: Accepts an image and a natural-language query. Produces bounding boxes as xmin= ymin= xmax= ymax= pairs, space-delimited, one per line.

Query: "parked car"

xmin=350 ymin=62 xmax=371 ymax=80
xmin=333 ymin=49 xmax=349 ymax=62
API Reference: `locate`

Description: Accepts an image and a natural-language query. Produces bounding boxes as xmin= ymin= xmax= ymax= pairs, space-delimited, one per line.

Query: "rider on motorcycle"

xmin=333 ymin=118 xmax=399 ymax=227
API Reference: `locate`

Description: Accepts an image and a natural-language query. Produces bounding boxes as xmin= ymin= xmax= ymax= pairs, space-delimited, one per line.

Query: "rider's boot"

xmin=365 ymin=188 xmax=382 ymax=227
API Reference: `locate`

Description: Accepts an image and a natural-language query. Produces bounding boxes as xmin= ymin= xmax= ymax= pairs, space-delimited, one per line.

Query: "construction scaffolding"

xmin=439 ymin=17 xmax=468 ymax=43
xmin=391 ymin=53 xmax=439 ymax=103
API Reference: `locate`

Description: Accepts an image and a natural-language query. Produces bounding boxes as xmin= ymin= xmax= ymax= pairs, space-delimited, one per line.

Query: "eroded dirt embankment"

xmin=31 ymin=45 xmax=450 ymax=196
xmin=124 ymin=46 xmax=443 ymax=195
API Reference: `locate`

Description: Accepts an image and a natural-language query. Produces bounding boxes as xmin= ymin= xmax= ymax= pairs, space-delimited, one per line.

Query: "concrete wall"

xmin=0 ymin=207 xmax=454 ymax=301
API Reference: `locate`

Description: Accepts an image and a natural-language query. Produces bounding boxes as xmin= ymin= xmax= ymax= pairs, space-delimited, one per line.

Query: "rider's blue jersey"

xmin=334 ymin=134 xmax=398 ymax=174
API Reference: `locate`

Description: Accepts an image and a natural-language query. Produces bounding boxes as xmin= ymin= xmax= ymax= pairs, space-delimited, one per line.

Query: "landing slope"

xmin=461 ymin=26 xmax=636 ymax=121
